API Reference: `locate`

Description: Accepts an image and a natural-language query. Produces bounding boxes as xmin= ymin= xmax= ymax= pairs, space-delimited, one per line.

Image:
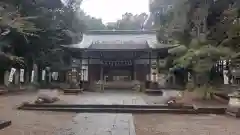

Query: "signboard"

xmin=31 ymin=70 xmax=34 ymax=82
xmin=102 ymin=60 xmax=132 ymax=66
xmin=20 ymin=69 xmax=24 ymax=82
xmin=42 ymin=70 xmax=46 ymax=81
xmin=72 ymin=58 xmax=81 ymax=67
xmin=8 ymin=68 xmax=16 ymax=82
xmin=52 ymin=72 xmax=58 ymax=80
xmin=151 ymin=60 xmax=157 ymax=68
xmin=158 ymin=59 xmax=166 ymax=68
xmin=223 ymin=70 xmax=229 ymax=84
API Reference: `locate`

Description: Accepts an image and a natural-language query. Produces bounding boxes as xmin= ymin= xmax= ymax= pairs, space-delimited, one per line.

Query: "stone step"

xmin=19 ymin=104 xmax=194 ymax=109
xmin=19 ymin=104 xmax=228 ymax=114
xmin=63 ymin=89 xmax=83 ymax=94
xmin=18 ymin=107 xmax=197 ymax=114
xmin=145 ymin=89 xmax=163 ymax=95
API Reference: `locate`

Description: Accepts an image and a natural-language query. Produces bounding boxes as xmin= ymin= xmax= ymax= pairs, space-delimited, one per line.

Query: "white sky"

xmin=81 ymin=0 xmax=149 ymax=24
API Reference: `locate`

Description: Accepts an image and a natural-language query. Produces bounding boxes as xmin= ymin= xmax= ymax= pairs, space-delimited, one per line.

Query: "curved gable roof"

xmin=67 ymin=33 xmax=158 ymax=49
xmin=62 ymin=30 xmax=177 ymax=50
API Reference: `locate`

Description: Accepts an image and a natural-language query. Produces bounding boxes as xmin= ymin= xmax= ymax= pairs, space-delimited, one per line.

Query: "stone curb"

xmin=18 ymin=103 xmax=227 ymax=114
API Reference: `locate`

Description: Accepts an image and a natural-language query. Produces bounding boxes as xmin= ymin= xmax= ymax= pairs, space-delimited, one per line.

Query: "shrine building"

xmin=62 ymin=30 xmax=177 ymax=91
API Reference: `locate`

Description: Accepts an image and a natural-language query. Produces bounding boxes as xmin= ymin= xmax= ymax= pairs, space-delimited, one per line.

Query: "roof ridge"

xmin=85 ymin=30 xmax=157 ymax=35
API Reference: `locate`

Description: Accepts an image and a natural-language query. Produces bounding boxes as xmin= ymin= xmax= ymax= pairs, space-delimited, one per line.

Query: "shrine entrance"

xmin=62 ymin=30 xmax=176 ymax=91
xmin=103 ymin=60 xmax=133 ymax=82
xmin=101 ymin=60 xmax=135 ymax=90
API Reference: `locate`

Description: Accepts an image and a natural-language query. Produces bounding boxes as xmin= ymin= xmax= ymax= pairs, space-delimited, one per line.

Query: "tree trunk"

xmin=4 ymin=70 xmax=10 ymax=87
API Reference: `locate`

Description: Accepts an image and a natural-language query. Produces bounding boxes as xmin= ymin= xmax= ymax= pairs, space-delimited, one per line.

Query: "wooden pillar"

xmin=133 ymin=52 xmax=137 ymax=80
xmin=148 ymin=51 xmax=152 ymax=81
xmin=133 ymin=60 xmax=136 ymax=80
xmin=100 ymin=61 xmax=104 ymax=92
xmin=87 ymin=57 xmax=90 ymax=82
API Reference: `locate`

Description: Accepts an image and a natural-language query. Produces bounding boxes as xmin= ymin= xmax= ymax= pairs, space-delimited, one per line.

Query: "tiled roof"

xmin=67 ymin=33 xmax=158 ymax=50
xmin=85 ymin=30 xmax=157 ymax=35
xmin=61 ymin=30 xmax=177 ymax=50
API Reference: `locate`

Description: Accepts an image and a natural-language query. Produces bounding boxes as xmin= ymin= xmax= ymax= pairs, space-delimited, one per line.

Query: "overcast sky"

xmin=81 ymin=0 xmax=149 ymax=24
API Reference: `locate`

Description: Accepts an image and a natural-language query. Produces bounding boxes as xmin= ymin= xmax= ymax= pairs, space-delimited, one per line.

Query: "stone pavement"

xmin=74 ymin=92 xmax=146 ymax=105
xmin=58 ymin=91 xmax=147 ymax=135
xmin=58 ymin=114 xmax=136 ymax=135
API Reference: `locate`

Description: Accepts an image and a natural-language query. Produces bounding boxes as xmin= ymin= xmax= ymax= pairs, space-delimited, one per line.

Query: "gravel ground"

xmin=134 ymin=114 xmax=240 ymax=135
xmin=0 ymin=91 xmax=78 ymax=135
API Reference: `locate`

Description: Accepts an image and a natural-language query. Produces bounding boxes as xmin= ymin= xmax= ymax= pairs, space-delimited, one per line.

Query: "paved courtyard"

xmin=73 ymin=91 xmax=147 ymax=105
xmin=57 ymin=113 xmax=136 ymax=135
xmin=0 ymin=90 xmax=239 ymax=135
xmin=58 ymin=90 xmax=148 ymax=135
xmin=0 ymin=90 xmax=173 ymax=135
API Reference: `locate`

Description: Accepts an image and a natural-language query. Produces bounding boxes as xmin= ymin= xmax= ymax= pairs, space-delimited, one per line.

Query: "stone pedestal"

xmin=226 ymin=91 xmax=240 ymax=118
xmin=149 ymin=82 xmax=158 ymax=89
xmin=229 ymin=96 xmax=240 ymax=107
